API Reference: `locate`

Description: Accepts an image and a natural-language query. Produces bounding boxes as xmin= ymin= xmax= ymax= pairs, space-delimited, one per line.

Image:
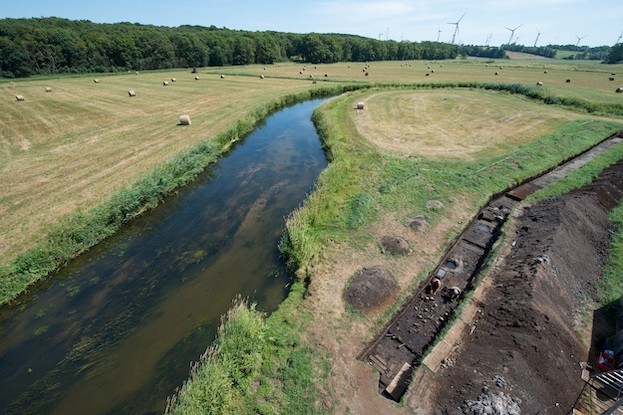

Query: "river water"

xmin=0 ymin=98 xmax=328 ymax=414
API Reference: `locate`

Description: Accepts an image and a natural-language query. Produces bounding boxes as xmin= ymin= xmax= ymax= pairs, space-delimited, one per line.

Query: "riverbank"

xmin=167 ymin=85 xmax=623 ymax=414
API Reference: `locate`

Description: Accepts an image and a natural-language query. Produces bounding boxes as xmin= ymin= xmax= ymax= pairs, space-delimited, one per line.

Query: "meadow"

xmin=2 ymin=57 xmax=623 ymax=414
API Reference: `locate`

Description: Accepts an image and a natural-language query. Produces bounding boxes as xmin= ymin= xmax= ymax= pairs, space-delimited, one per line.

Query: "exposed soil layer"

xmin=344 ymin=266 xmax=398 ymax=312
xmin=428 ymin=159 xmax=623 ymax=414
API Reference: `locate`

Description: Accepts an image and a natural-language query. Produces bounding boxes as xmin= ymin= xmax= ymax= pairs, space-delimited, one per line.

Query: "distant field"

xmin=505 ymin=51 xmax=550 ymax=60
xmin=0 ymin=71 xmax=314 ymax=265
xmin=214 ymin=59 xmax=623 ymax=104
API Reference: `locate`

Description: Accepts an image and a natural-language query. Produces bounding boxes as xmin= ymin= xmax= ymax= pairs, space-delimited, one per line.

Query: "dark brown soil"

xmin=343 ymin=266 xmax=397 ymax=313
xmin=380 ymin=236 xmax=412 ymax=255
xmin=429 ymin=160 xmax=623 ymax=414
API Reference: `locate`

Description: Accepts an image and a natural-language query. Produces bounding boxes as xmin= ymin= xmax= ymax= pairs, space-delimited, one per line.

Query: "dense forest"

xmin=0 ymin=17 xmax=460 ymax=78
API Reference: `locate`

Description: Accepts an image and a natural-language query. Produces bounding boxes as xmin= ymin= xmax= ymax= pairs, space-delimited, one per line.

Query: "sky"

xmin=2 ymin=0 xmax=623 ymax=47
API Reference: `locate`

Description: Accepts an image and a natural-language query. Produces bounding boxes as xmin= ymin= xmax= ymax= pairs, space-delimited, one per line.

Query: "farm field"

xmin=0 ymin=71 xmax=316 ymax=268
xmin=2 ymin=57 xmax=623 ymax=415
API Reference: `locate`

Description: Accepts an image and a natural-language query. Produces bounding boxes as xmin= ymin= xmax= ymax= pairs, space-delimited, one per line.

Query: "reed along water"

xmin=0 ymin=98 xmax=328 ymax=415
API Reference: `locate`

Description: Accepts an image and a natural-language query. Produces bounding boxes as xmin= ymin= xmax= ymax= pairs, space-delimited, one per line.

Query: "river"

xmin=0 ymin=98 xmax=328 ymax=414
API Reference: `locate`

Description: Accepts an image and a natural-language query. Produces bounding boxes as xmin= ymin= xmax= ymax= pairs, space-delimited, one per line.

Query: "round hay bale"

xmin=544 ymin=70 xmax=548 ymax=74
xmin=431 ymin=69 xmax=435 ymax=73
xmin=343 ymin=266 xmax=397 ymax=312
xmin=300 ymin=71 xmax=304 ymax=75
xmin=171 ymin=77 xmax=176 ymax=82
xmin=616 ymin=87 xmax=623 ymax=93
xmin=309 ymin=74 xmax=313 ymax=78
xmin=408 ymin=215 xmax=429 ymax=232
xmin=536 ymin=81 xmax=543 ymax=86
xmin=365 ymin=72 xmax=369 ymax=76
xmin=163 ymin=81 xmax=169 ymax=86
xmin=260 ymin=75 xmax=265 ymax=79
xmin=356 ymin=101 xmax=365 ymax=110
xmin=128 ymin=90 xmax=136 ymax=97
xmin=324 ymin=73 xmax=328 ymax=77
xmin=425 ymin=73 xmax=430 ymax=77
xmin=179 ymin=114 xmax=191 ymax=125
xmin=135 ymin=71 xmax=139 ymax=75
xmin=494 ymin=72 xmax=499 ymax=75
xmin=195 ymin=76 xmax=200 ymax=80
xmin=380 ymin=236 xmax=412 ymax=255
xmin=15 ymin=95 xmax=25 ymax=102
xmin=566 ymin=79 xmax=571 ymax=83
xmin=610 ymin=77 xmax=616 ymax=81
xmin=94 ymin=79 xmax=99 ymax=83
xmin=426 ymin=200 xmax=444 ymax=210
xmin=220 ymin=75 xmax=225 ymax=79
xmin=312 ymin=80 xmax=317 ymax=84
xmin=44 ymin=87 xmax=52 ymax=92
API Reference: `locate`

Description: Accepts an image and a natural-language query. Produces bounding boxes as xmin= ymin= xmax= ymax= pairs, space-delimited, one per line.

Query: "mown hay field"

xmin=214 ymin=58 xmax=623 ymax=104
xmin=0 ymin=71 xmax=315 ymax=265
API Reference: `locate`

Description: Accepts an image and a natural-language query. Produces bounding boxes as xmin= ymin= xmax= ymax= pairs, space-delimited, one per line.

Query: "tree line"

xmin=0 ymin=17 xmax=460 ymax=78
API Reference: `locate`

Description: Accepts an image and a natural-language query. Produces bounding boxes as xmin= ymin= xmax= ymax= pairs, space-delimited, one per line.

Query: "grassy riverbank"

xmin=168 ymin=86 xmax=622 ymax=414
xmin=0 ymin=78 xmax=361 ymax=304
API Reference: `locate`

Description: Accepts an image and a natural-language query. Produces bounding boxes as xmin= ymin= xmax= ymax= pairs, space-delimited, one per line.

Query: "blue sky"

xmin=2 ymin=0 xmax=622 ymax=47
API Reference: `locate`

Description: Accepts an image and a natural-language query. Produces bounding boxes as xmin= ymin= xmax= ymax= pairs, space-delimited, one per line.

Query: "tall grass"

xmin=167 ymin=286 xmax=330 ymax=415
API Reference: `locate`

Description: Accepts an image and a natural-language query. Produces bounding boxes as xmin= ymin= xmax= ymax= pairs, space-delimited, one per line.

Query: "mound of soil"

xmin=380 ymin=236 xmax=412 ymax=255
xmin=426 ymin=200 xmax=444 ymax=210
xmin=408 ymin=215 xmax=430 ymax=232
xmin=344 ymin=267 xmax=397 ymax=313
xmin=428 ymin=161 xmax=623 ymax=414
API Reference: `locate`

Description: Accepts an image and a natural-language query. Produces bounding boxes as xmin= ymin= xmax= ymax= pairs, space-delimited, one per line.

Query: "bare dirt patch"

xmin=343 ymin=266 xmax=398 ymax=312
xmin=418 ymin=160 xmax=623 ymax=414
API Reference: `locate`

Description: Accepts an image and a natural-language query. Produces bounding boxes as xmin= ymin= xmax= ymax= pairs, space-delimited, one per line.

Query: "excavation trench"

xmin=359 ymin=130 xmax=623 ymax=402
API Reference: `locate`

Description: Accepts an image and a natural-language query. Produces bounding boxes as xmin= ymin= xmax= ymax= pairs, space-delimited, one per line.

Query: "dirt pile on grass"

xmin=380 ymin=236 xmax=412 ymax=255
xmin=427 ymin=161 xmax=623 ymax=414
xmin=343 ymin=266 xmax=397 ymax=312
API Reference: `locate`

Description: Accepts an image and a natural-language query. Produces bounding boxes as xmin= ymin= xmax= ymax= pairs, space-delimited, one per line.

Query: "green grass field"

xmin=2 ymin=58 xmax=623 ymax=415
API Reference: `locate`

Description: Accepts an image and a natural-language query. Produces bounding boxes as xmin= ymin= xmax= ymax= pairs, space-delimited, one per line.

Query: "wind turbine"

xmin=436 ymin=28 xmax=442 ymax=42
xmin=505 ymin=24 xmax=523 ymax=45
xmin=615 ymin=31 xmax=623 ymax=45
xmin=448 ymin=12 xmax=466 ymax=44
xmin=485 ymin=33 xmax=492 ymax=47
xmin=575 ymin=35 xmax=587 ymax=47
xmin=514 ymin=36 xmax=521 ymax=45
xmin=534 ymin=29 xmax=543 ymax=47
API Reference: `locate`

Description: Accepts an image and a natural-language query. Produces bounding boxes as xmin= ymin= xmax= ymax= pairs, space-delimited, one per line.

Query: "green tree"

xmin=604 ymin=43 xmax=623 ymax=64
